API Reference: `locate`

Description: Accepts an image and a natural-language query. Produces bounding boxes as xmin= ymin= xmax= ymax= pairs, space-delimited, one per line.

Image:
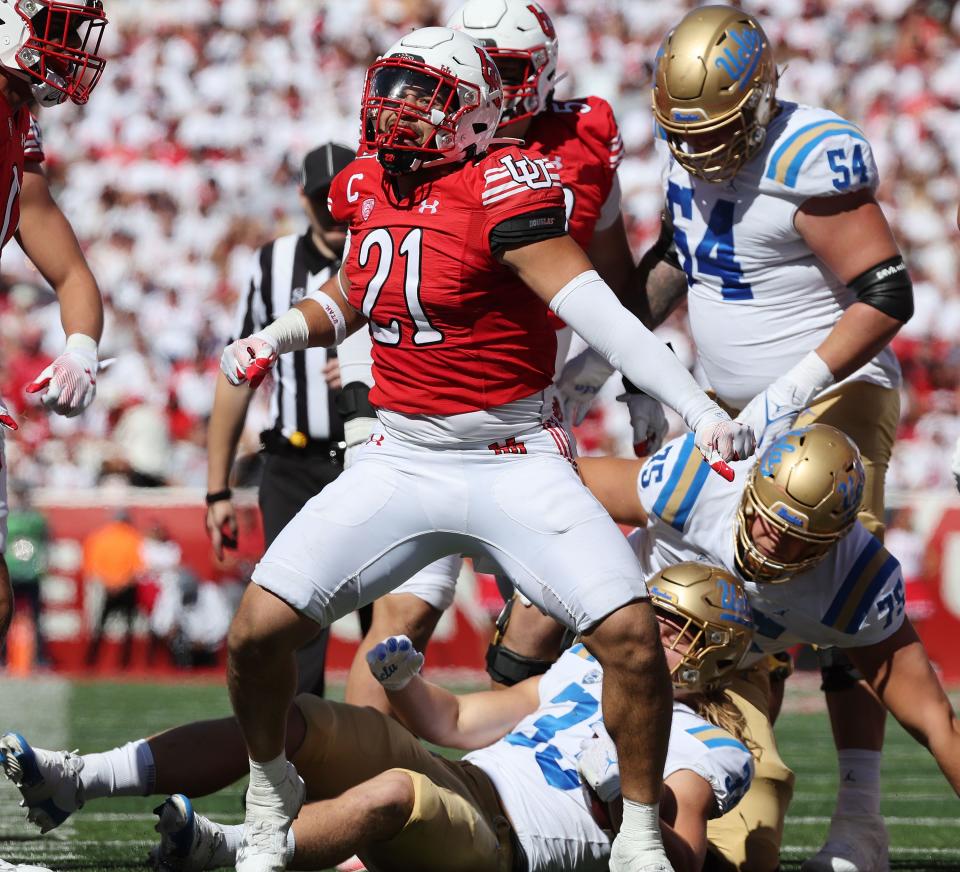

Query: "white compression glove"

xmin=735 ymin=350 xmax=834 ymax=450
xmin=554 ymin=346 xmax=615 ymax=425
xmin=366 ymin=635 xmax=424 ymax=691
xmin=577 ymin=726 xmax=621 ymax=803
xmin=550 ymin=271 xmax=755 ymax=473
xmin=26 ymin=333 xmax=98 ymax=417
xmin=617 ymin=386 xmax=668 ymax=457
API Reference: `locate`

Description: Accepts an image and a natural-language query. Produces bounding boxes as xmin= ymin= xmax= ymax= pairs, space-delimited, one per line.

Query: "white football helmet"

xmin=0 ymin=0 xmax=106 ymax=108
xmin=361 ymin=26 xmax=504 ymax=174
xmin=447 ymin=0 xmax=559 ymax=124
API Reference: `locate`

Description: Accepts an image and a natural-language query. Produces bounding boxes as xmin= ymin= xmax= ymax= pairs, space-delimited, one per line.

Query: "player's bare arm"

xmin=796 ymin=188 xmax=911 ymax=380
xmin=660 ymin=769 xmax=717 ymax=872
xmin=205 ymin=372 xmax=255 ymax=559
xmin=366 ymin=635 xmax=541 ymax=748
xmin=16 ymin=164 xmax=103 ymax=342
xmin=847 ymin=619 xmax=960 ymax=793
xmin=587 ymin=211 xmax=635 ymax=300
xmin=499 ymin=233 xmax=754 ymax=469
xmin=621 ymin=210 xmax=689 ymax=329
xmin=577 ymin=456 xmax=649 ymax=527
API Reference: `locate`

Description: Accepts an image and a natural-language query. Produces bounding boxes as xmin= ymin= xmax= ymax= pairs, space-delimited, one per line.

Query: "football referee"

xmin=205 ymin=142 xmax=372 ymax=696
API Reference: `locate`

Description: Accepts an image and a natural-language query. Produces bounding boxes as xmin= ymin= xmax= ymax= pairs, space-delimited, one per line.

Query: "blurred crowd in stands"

xmin=0 ymin=0 xmax=957 ymax=494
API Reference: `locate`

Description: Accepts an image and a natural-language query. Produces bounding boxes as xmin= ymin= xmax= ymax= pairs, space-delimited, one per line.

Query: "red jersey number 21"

xmin=358 ymin=228 xmax=444 ymax=347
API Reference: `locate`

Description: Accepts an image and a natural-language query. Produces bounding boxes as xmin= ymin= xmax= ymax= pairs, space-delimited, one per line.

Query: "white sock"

xmin=249 ymin=754 xmax=288 ymax=794
xmin=834 ymin=749 xmax=881 ymax=817
xmin=217 ymin=823 xmax=242 ymax=865
xmin=80 ymin=740 xmax=155 ymax=799
xmin=617 ymin=799 xmax=668 ymax=856
xmin=286 ymin=828 xmax=296 ymax=862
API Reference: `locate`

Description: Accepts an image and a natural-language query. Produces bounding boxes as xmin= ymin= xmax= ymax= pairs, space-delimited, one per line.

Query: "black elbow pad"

xmin=334 ymin=381 xmax=376 ymax=421
xmin=848 ymin=255 xmax=913 ymax=322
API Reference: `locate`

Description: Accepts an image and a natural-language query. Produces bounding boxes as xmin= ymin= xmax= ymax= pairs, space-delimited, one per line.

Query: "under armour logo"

xmin=488 ymin=437 xmax=526 ymax=456
xmin=419 ymin=199 xmax=440 ymax=214
xmin=367 ymin=434 xmax=385 ymax=446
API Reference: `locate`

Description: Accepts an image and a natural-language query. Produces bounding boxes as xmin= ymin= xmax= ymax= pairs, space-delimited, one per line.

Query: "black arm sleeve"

xmin=489 ymin=206 xmax=568 ymax=254
xmin=847 ymin=255 xmax=913 ymax=322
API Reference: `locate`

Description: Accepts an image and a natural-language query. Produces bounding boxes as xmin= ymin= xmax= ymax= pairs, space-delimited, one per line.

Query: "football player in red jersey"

xmin=0 ymin=0 xmax=107 ymax=650
xmin=342 ymin=0 xmax=668 ymax=712
xmin=221 ymin=27 xmax=754 ymax=872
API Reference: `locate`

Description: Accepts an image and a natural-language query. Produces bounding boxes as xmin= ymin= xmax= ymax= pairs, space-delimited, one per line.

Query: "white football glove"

xmin=617 ymin=389 xmax=668 ymax=457
xmin=952 ymin=437 xmax=960 ymax=495
xmin=26 ymin=334 xmax=97 ymax=418
xmin=693 ymin=407 xmax=756 ymax=480
xmin=735 ymin=351 xmax=834 ymax=450
xmin=553 ymin=346 xmax=615 ymax=426
xmin=366 ymin=635 xmax=424 ymax=691
xmin=220 ymin=333 xmax=279 ymax=389
xmin=577 ymin=726 xmax=621 ymax=803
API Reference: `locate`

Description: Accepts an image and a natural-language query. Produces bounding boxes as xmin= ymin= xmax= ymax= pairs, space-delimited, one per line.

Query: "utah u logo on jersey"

xmin=499 ymin=154 xmax=554 ymax=190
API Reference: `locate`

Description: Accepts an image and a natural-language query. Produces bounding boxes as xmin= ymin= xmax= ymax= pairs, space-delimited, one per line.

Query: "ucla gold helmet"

xmin=736 ymin=424 xmax=865 ymax=583
xmin=648 ymin=562 xmax=754 ymax=692
xmin=653 ymin=5 xmax=777 ymax=183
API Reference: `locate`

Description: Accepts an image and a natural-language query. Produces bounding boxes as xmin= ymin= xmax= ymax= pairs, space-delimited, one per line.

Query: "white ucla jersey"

xmin=466 ymin=645 xmax=754 ymax=871
xmin=657 ymin=101 xmax=901 ymax=410
xmin=633 ymin=434 xmax=907 ymax=664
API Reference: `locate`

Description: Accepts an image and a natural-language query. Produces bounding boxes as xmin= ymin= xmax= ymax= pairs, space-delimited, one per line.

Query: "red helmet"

xmin=361 ymin=27 xmax=504 ymax=175
xmin=0 ymin=0 xmax=108 ymax=107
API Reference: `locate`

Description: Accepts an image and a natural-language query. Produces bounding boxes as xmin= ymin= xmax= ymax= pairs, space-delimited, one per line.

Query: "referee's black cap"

xmin=301 ymin=142 xmax=355 ymax=197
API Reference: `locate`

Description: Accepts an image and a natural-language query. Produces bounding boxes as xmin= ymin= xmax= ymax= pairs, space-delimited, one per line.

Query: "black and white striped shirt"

xmin=231 ymin=231 xmax=343 ymax=442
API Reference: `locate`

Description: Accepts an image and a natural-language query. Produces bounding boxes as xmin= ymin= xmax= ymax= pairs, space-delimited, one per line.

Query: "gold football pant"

xmin=706 ymin=662 xmax=795 ymax=872
xmin=795 ymin=380 xmax=900 ymax=539
xmin=291 ymin=695 xmax=516 ymax=872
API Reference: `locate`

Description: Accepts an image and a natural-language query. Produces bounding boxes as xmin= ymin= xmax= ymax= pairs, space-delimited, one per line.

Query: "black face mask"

xmin=377 ymin=147 xmax=425 ymax=175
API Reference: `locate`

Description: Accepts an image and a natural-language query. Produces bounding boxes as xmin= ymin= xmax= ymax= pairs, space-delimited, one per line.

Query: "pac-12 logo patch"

xmin=361 ymin=198 xmax=375 ymax=221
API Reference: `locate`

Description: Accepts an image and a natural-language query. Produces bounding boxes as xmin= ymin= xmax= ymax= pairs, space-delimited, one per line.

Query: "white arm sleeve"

xmin=337 ymin=326 xmax=374 ymax=388
xmin=550 ymin=270 xmax=719 ymax=431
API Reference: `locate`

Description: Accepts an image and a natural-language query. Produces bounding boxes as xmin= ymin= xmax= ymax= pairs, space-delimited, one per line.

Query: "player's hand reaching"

xmin=693 ymin=407 xmax=756 ymax=481
xmin=26 ymin=334 xmax=98 ymax=418
xmin=220 ymin=333 xmax=279 ymax=389
xmin=553 ymin=346 xmax=614 ymax=426
xmin=617 ymin=385 xmax=668 ymax=457
xmin=366 ymin=635 xmax=424 ymax=691
xmin=576 ymin=726 xmax=620 ymax=803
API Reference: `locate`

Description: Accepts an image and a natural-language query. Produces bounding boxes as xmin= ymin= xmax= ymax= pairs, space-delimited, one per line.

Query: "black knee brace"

xmin=817 ymin=647 xmax=863 ymax=692
xmin=485 ymin=595 xmax=575 ymax=686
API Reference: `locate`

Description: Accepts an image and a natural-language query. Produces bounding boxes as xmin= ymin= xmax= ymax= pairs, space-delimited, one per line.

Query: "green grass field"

xmin=0 ymin=676 xmax=956 ymax=871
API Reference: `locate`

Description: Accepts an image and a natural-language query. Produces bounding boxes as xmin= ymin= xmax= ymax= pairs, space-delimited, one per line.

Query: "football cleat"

xmin=335 ymin=857 xmax=368 ymax=872
xmin=236 ymin=762 xmax=304 ymax=872
xmin=0 ymin=860 xmax=56 ymax=872
xmin=0 ymin=732 xmax=84 ymax=833
xmin=151 ymin=794 xmax=226 ymax=872
xmin=801 ymin=813 xmax=890 ymax=872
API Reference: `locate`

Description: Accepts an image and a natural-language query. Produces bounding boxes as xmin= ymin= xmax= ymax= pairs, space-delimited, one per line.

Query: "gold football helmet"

xmin=653 ymin=5 xmax=777 ymax=183
xmin=648 ymin=562 xmax=754 ymax=692
xmin=736 ymin=424 xmax=865 ymax=583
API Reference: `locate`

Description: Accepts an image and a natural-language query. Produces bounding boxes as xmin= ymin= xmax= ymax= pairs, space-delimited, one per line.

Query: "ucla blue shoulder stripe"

xmin=822 ymin=536 xmax=900 ymax=633
xmin=686 ymin=724 xmax=749 ymax=754
xmin=765 ymin=118 xmax=866 ymax=187
xmin=652 ymin=433 xmax=710 ymax=531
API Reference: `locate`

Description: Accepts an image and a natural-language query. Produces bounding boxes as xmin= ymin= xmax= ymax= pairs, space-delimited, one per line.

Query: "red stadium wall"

xmin=19 ymin=489 xmax=960 ymax=684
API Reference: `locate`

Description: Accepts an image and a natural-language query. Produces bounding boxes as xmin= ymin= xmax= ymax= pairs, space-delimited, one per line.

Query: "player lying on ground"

xmin=1 ymin=565 xmax=755 ymax=872
xmin=218 ymin=24 xmax=755 ymax=872
xmin=493 ymin=424 xmax=960 ymax=870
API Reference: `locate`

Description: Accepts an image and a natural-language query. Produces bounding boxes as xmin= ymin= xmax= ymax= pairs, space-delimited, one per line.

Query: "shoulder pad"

xmin=548 ymin=96 xmax=623 ymax=172
xmin=478 ymin=146 xmax=562 ymax=209
xmin=327 ymin=157 xmax=377 ymax=224
xmin=637 ymin=434 xmax=711 ymax=532
xmin=762 ymin=107 xmax=878 ymax=197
